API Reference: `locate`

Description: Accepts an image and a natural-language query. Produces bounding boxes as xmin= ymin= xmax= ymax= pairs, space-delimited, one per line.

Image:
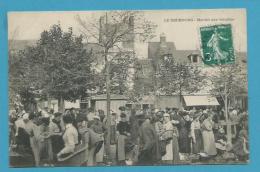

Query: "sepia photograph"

xmin=8 ymin=9 xmax=248 ymax=167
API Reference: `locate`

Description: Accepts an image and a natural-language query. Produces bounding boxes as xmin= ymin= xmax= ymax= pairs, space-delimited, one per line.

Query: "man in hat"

xmin=138 ymin=114 xmax=157 ymax=165
xmin=177 ymin=110 xmax=192 ymax=160
xmin=89 ymin=115 xmax=106 ymax=164
xmin=84 ymin=115 xmax=105 ymax=166
xmin=116 ymin=113 xmax=132 ymax=164
xmin=49 ymin=112 xmax=64 ymax=158
xmin=154 ymin=111 xmax=166 ymax=163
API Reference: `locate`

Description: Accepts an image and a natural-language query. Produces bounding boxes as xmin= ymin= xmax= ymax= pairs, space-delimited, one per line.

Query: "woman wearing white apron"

xmin=161 ymin=113 xmax=180 ymax=164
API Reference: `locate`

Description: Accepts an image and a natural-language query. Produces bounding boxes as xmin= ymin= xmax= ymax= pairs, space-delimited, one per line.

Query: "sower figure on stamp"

xmin=207 ymin=27 xmax=229 ymax=63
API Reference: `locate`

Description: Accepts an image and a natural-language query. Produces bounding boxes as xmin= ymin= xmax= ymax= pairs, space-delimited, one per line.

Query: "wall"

xmin=155 ymin=95 xmax=181 ymax=109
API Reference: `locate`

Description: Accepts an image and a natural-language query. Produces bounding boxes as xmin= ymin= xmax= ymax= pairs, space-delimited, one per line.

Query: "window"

xmin=163 ymin=54 xmax=173 ymax=62
xmin=193 ymin=55 xmax=198 ymax=63
xmin=190 ymin=55 xmax=199 ymax=63
xmin=125 ymin=104 xmax=132 ymax=109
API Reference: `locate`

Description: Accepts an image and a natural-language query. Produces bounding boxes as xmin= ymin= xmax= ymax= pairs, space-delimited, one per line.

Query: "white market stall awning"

xmin=183 ymin=95 xmax=219 ymax=106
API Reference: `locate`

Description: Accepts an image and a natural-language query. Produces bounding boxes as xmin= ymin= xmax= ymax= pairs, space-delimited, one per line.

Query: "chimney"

xmin=160 ymin=33 xmax=166 ymax=43
xmin=129 ymin=16 xmax=134 ymax=27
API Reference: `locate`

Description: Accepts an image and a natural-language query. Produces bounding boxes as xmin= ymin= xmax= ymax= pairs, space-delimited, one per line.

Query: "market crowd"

xmin=9 ymin=106 xmax=249 ymax=167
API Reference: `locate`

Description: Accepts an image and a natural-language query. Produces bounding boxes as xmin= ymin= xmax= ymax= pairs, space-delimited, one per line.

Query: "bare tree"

xmin=76 ymin=10 xmax=157 ymax=159
xmin=209 ymin=62 xmax=247 ymax=143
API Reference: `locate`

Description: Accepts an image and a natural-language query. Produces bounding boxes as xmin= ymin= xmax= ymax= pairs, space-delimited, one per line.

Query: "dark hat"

xmin=54 ymin=112 xmax=62 ymax=117
xmin=179 ymin=110 xmax=188 ymax=116
xmin=144 ymin=114 xmax=152 ymax=120
xmin=156 ymin=111 xmax=163 ymax=118
xmin=76 ymin=113 xmax=86 ymax=122
xmin=192 ymin=113 xmax=201 ymax=120
xmin=119 ymin=106 xmax=126 ymax=111
xmin=63 ymin=114 xmax=74 ymax=124
xmin=120 ymin=113 xmax=127 ymax=118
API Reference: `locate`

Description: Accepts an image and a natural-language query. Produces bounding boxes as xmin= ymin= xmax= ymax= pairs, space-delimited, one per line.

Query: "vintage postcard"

xmin=8 ymin=9 xmax=248 ymax=167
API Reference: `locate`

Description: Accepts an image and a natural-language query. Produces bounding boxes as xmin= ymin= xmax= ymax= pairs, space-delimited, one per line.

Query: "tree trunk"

xmin=58 ymin=96 xmax=65 ymax=112
xmin=105 ymin=51 xmax=112 ymax=161
xmin=179 ymin=85 xmax=183 ymax=109
xmin=224 ymin=83 xmax=232 ymax=145
xmin=47 ymin=94 xmax=52 ymax=110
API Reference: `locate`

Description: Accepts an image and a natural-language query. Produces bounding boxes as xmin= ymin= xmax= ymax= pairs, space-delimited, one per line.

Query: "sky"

xmin=8 ymin=9 xmax=247 ymax=52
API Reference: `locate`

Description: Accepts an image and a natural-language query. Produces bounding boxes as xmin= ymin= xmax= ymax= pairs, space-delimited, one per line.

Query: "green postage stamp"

xmin=200 ymin=24 xmax=235 ymax=65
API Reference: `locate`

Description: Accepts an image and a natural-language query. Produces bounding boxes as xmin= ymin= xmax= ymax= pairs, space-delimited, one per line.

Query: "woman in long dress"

xmin=201 ymin=114 xmax=217 ymax=156
xmin=190 ymin=113 xmax=203 ymax=154
xmin=161 ymin=113 xmax=180 ymax=164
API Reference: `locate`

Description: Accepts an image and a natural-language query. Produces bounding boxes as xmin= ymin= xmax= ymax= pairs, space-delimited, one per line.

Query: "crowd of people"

xmin=9 ymin=105 xmax=249 ymax=167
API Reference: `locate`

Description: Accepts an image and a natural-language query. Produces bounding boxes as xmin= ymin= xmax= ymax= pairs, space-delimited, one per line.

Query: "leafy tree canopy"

xmin=9 ymin=24 xmax=95 ymax=110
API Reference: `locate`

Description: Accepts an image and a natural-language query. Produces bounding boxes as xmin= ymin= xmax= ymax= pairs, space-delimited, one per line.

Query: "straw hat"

xmin=93 ymin=115 xmax=100 ymax=120
xmin=22 ymin=113 xmax=29 ymax=120
xmin=163 ymin=113 xmax=170 ymax=117
xmin=42 ymin=112 xmax=50 ymax=118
